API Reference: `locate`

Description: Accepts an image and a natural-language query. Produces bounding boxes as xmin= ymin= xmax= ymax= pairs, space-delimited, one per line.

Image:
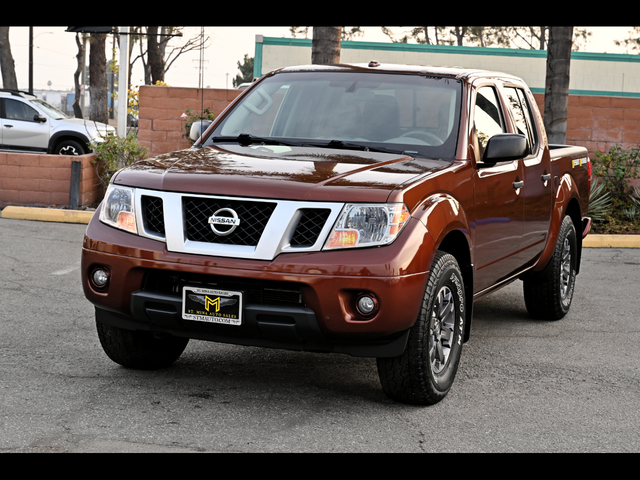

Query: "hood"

xmin=55 ymin=118 xmax=115 ymax=138
xmin=112 ymin=144 xmax=449 ymax=203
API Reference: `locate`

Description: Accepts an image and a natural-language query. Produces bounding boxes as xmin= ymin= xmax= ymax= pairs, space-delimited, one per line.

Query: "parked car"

xmin=81 ymin=63 xmax=591 ymax=405
xmin=0 ymin=89 xmax=115 ymax=155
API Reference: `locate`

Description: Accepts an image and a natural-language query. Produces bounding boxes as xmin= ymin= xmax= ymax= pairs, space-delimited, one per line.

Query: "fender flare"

xmin=411 ymin=193 xmax=474 ymax=342
xmin=532 ymin=172 xmax=583 ymax=274
xmin=48 ymin=131 xmax=91 ymax=154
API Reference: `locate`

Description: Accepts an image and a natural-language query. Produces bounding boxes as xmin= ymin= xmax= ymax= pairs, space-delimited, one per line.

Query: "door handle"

xmin=541 ymin=174 xmax=551 ymax=181
xmin=513 ymin=181 xmax=524 ymax=189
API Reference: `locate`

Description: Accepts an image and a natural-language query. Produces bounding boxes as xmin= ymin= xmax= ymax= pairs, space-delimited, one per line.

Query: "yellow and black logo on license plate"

xmin=182 ymin=286 xmax=242 ymax=325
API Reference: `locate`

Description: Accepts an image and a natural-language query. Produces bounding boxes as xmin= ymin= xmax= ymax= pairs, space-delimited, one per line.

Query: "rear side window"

xmin=503 ymin=87 xmax=538 ymax=156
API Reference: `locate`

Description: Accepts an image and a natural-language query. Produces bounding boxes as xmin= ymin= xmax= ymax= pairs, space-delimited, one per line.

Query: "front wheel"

xmin=377 ymin=251 xmax=466 ymax=405
xmin=523 ymin=215 xmax=577 ymax=320
xmin=55 ymin=139 xmax=85 ymax=155
xmin=96 ymin=320 xmax=189 ymax=370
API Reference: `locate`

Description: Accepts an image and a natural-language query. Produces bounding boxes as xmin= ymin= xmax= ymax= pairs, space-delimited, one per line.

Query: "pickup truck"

xmin=81 ymin=63 xmax=591 ymax=405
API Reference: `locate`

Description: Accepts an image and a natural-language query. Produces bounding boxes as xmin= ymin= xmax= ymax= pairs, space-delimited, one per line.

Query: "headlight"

xmin=99 ymin=185 xmax=137 ymax=234
xmin=324 ymin=203 xmax=410 ymax=250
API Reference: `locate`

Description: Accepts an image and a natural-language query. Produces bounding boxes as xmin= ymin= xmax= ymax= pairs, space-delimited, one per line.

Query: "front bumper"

xmin=82 ymin=213 xmax=434 ymax=357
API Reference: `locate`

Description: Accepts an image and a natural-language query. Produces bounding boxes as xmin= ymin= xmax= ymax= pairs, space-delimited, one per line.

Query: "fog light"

xmin=356 ymin=294 xmax=377 ymax=316
xmin=92 ymin=269 xmax=109 ymax=287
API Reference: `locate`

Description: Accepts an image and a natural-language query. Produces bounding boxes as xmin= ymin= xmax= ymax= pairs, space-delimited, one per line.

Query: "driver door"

xmin=471 ymin=84 xmax=525 ymax=293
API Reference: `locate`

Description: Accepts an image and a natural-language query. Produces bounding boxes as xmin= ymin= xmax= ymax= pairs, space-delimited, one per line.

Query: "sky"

xmin=5 ymin=26 xmax=638 ymax=93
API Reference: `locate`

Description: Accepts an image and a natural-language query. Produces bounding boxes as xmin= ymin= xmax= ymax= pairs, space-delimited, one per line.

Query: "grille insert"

xmin=141 ymin=196 xmax=165 ymax=236
xmin=142 ymin=270 xmax=304 ymax=306
xmin=290 ymin=209 xmax=331 ymax=246
xmin=183 ymin=197 xmax=276 ymax=246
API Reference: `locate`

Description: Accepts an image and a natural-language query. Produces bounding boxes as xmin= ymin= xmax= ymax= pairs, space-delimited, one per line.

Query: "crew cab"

xmin=81 ymin=63 xmax=591 ymax=405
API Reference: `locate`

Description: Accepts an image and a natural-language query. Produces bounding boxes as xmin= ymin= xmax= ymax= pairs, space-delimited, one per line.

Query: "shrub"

xmin=90 ymin=132 xmax=148 ymax=189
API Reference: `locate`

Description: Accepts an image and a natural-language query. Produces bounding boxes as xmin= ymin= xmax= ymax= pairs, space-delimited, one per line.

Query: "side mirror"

xmin=479 ymin=133 xmax=527 ymax=167
xmin=189 ymin=120 xmax=213 ymax=142
xmin=34 ymin=114 xmax=47 ymax=123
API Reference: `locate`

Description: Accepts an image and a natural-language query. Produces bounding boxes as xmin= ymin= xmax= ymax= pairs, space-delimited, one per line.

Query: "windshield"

xmin=30 ymin=98 xmax=68 ymax=119
xmin=204 ymin=71 xmax=462 ymax=159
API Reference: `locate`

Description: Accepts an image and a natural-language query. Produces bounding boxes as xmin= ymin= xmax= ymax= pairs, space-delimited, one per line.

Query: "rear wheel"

xmin=523 ymin=215 xmax=577 ymax=320
xmin=96 ymin=320 xmax=189 ymax=370
xmin=377 ymin=251 xmax=466 ymax=405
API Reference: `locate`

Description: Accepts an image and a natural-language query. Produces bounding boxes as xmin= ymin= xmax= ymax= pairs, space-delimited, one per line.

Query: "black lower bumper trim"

xmin=93 ymin=290 xmax=409 ymax=358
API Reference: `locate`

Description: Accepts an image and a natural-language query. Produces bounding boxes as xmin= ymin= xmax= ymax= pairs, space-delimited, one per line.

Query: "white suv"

xmin=0 ymin=89 xmax=115 ymax=155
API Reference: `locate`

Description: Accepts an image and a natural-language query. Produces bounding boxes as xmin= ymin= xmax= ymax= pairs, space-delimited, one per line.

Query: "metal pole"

xmin=117 ymin=26 xmax=129 ymax=138
xmin=28 ymin=27 xmax=33 ymax=95
xmin=69 ymin=160 xmax=81 ymax=210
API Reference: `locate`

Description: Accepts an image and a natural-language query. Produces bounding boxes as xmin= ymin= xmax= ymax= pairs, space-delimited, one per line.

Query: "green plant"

xmin=90 ymin=132 xmax=148 ymax=189
xmin=182 ymin=108 xmax=216 ymax=142
xmin=592 ymin=144 xmax=640 ymax=211
xmin=587 ymin=177 xmax=612 ymax=222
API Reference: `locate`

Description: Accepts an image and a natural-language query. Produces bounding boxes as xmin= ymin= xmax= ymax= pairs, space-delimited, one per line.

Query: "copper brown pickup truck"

xmin=81 ymin=63 xmax=591 ymax=405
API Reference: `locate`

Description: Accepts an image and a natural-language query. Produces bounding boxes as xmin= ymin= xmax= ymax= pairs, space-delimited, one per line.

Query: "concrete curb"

xmin=2 ymin=206 xmax=640 ymax=247
xmin=583 ymin=235 xmax=640 ymax=248
xmin=1 ymin=206 xmax=95 ymax=225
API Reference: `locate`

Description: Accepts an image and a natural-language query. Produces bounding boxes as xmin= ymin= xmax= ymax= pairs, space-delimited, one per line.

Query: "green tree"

xmin=380 ymin=26 xmax=590 ymax=50
xmin=615 ymin=27 xmax=640 ymax=52
xmin=232 ymin=54 xmax=254 ymax=87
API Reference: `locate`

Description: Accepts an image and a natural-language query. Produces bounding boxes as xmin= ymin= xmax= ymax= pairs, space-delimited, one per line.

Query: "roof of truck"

xmin=275 ymin=62 xmax=525 ymax=83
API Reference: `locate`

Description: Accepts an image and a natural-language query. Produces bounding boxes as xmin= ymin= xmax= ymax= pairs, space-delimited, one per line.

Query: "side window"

xmin=4 ymin=99 xmax=39 ymax=122
xmin=474 ymin=86 xmax=505 ymax=160
xmin=504 ymin=87 xmax=538 ymax=155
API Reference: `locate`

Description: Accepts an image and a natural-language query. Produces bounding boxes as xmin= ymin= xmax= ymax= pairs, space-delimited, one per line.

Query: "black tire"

xmin=96 ymin=320 xmax=189 ymax=370
xmin=377 ymin=251 xmax=466 ymax=405
xmin=55 ymin=139 xmax=85 ymax=156
xmin=523 ymin=215 xmax=577 ymax=320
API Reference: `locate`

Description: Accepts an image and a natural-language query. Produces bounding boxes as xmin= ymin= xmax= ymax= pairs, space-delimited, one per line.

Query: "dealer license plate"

xmin=182 ymin=286 xmax=243 ymax=326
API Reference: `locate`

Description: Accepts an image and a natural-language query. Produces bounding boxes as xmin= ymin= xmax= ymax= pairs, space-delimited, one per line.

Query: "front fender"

xmin=411 ymin=193 xmax=472 ymax=265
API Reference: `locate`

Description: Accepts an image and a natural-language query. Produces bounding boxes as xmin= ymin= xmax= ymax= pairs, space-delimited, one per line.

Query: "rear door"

xmin=502 ymin=85 xmax=552 ymax=265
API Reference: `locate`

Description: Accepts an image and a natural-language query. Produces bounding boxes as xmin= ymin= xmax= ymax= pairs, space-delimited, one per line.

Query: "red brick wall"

xmin=0 ymin=152 xmax=102 ymax=208
xmin=532 ymin=93 xmax=640 ymax=156
xmin=138 ymin=86 xmax=242 ymax=157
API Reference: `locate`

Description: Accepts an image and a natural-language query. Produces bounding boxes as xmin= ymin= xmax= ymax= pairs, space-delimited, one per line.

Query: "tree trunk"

xmin=73 ymin=33 xmax=84 ymax=119
xmin=0 ymin=26 xmax=18 ymax=90
xmin=423 ymin=26 xmax=431 ymax=45
xmin=148 ymin=26 xmax=164 ymax=84
xmin=312 ymin=27 xmax=341 ymax=65
xmin=544 ymin=27 xmax=573 ymax=145
xmin=89 ymin=33 xmax=109 ymax=124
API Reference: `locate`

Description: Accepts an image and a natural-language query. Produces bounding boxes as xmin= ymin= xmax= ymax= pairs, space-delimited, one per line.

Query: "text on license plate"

xmin=182 ymin=286 xmax=242 ymax=326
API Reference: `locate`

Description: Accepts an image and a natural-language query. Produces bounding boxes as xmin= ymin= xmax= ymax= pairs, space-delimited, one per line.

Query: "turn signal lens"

xmin=326 ymin=230 xmax=359 ymax=249
xmin=117 ymin=211 xmax=137 ymax=233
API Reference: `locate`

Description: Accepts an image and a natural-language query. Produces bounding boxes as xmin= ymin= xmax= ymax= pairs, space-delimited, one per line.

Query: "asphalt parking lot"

xmin=1 ymin=215 xmax=639 ymax=452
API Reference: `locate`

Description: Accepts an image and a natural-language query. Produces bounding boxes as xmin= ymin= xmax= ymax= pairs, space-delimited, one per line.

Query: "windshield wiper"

xmin=210 ymin=134 xmax=306 ymax=147
xmin=312 ymin=139 xmax=410 ymax=156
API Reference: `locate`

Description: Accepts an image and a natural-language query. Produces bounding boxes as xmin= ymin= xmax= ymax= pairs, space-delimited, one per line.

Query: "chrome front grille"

xmin=134 ymin=189 xmax=343 ymax=260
